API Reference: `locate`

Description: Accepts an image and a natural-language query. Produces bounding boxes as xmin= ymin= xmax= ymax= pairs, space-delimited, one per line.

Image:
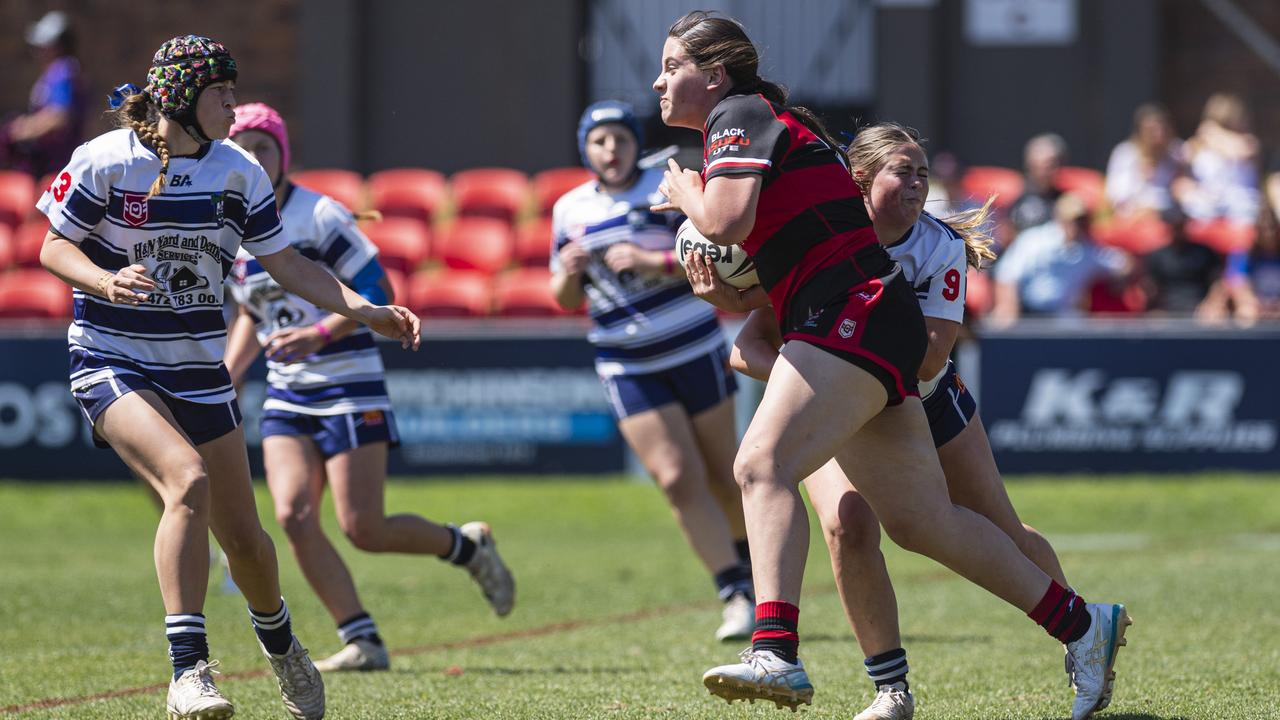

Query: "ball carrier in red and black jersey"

xmin=701 ymin=89 xmax=927 ymax=403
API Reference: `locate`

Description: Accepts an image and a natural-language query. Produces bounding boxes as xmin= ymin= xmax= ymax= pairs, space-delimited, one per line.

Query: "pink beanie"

xmin=229 ymin=102 xmax=290 ymax=176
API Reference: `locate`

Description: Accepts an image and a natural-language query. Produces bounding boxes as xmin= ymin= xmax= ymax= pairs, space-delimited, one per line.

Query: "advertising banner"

xmin=0 ymin=324 xmax=625 ymax=479
xmin=977 ymin=326 xmax=1280 ymax=473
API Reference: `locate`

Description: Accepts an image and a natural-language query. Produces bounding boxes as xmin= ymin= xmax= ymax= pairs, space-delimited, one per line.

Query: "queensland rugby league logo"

xmin=838 ymin=318 xmax=857 ymax=339
xmin=122 ymin=192 xmax=149 ymax=227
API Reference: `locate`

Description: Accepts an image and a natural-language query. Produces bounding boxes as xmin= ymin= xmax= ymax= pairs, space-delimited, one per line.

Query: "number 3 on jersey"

xmin=941 ymin=268 xmax=961 ymax=301
xmin=49 ymin=172 xmax=72 ymax=202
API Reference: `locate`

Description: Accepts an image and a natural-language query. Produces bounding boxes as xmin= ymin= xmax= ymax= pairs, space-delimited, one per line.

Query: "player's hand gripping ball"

xmin=674 ymin=219 xmax=758 ymax=289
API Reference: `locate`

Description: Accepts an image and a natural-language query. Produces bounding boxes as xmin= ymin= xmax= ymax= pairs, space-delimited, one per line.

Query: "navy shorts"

xmin=599 ymin=345 xmax=738 ymax=420
xmin=921 ymin=362 xmax=978 ymax=448
xmin=260 ymin=408 xmax=400 ymax=459
xmin=72 ymin=373 xmax=243 ymax=448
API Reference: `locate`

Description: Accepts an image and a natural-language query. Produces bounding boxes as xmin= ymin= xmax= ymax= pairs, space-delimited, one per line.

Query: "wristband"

xmin=663 ymin=250 xmax=675 ymax=274
xmin=312 ymin=322 xmax=333 ymax=346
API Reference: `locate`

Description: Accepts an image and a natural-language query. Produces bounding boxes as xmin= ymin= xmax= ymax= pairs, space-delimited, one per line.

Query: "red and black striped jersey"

xmin=701 ymin=90 xmax=883 ymax=315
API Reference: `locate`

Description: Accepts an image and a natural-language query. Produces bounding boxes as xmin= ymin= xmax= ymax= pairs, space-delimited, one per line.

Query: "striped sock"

xmin=337 ymin=612 xmax=383 ymax=646
xmin=248 ymin=598 xmax=294 ymax=656
xmin=440 ymin=524 xmax=477 ymax=566
xmin=752 ymin=600 xmax=800 ymax=664
xmin=713 ymin=564 xmax=754 ymax=602
xmin=166 ymin=613 xmax=209 ymax=680
xmin=865 ymin=648 xmax=909 ymax=690
xmin=1029 ymin=581 xmax=1092 ymax=644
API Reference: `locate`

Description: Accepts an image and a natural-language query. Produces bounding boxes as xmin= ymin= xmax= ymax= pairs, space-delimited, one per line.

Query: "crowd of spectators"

xmin=966 ymin=92 xmax=1279 ymax=326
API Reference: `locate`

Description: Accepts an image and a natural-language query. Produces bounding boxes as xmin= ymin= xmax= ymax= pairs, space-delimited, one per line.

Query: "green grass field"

xmin=2 ymin=474 xmax=1278 ymax=719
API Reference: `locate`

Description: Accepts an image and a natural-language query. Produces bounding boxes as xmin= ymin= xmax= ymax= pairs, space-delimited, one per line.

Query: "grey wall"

xmin=299 ymin=0 xmax=584 ymax=174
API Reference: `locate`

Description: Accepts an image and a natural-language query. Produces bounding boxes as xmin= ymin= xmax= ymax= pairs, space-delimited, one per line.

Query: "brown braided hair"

xmin=108 ymin=92 xmax=170 ymax=199
xmin=668 ymin=11 xmax=847 ymax=162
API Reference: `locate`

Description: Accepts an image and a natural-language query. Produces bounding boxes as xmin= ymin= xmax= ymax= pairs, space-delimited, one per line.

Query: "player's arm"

xmin=655 ymin=162 xmax=761 ymax=247
xmin=224 ymin=305 xmax=262 ymax=388
xmin=685 ymin=248 xmax=769 ymax=313
xmin=264 ymin=258 xmax=394 ymax=363
xmin=39 ymin=230 xmax=155 ymax=304
xmin=921 ymin=317 xmax=961 ymax=381
xmin=730 ymin=308 xmax=784 ymax=381
xmin=254 ymin=245 xmax=419 ymax=350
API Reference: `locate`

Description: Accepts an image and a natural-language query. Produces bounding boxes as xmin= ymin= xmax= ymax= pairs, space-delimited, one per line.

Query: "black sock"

xmin=337 ymin=612 xmax=383 ymax=646
xmin=713 ymin=564 xmax=754 ymax=602
xmin=166 ymin=613 xmax=209 ymax=680
xmin=865 ymin=647 xmax=909 ymax=690
xmin=440 ymin=525 xmax=477 ymax=566
xmin=752 ymin=601 xmax=800 ymax=664
xmin=248 ymin=598 xmax=294 ymax=656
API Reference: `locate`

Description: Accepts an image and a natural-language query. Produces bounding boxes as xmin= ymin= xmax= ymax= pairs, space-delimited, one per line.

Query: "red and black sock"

xmin=752 ymin=600 xmax=800 ymax=664
xmin=1029 ymin=580 xmax=1091 ymax=644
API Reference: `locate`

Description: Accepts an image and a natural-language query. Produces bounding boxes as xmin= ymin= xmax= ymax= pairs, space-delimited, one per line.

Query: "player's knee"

xmin=220 ymin=526 xmax=274 ymax=563
xmin=341 ymin=514 xmax=386 ymax=552
xmin=653 ymin=466 xmax=701 ymax=507
xmin=826 ymin=495 xmax=881 ymax=556
xmin=732 ymin=446 xmax=778 ymax=494
xmin=161 ymin=460 xmax=210 ymax=515
xmin=275 ymin=502 xmax=317 ymax=540
xmin=879 ymin=508 xmax=936 ymax=555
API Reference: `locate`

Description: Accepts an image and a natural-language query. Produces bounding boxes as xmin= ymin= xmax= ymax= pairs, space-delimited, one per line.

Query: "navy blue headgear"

xmin=577 ymin=100 xmax=643 ymax=169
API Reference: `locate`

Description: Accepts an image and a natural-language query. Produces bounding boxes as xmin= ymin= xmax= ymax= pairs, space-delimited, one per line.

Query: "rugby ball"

xmin=675 ymin=219 xmax=759 ymax=289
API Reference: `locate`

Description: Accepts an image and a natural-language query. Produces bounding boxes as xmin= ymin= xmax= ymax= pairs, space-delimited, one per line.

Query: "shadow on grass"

xmin=403 ymin=665 xmax=643 ymax=676
xmin=1036 ymin=715 xmax=1191 ymax=720
xmin=801 ymin=632 xmax=993 ymax=644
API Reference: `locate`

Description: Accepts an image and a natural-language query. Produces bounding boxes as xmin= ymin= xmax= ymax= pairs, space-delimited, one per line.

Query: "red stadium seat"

xmin=961 ymin=166 xmax=1024 ymax=209
xmin=514 ymin=217 xmax=554 ymax=267
xmin=1088 ymin=278 xmax=1146 ymax=315
xmin=1092 ymin=216 xmax=1172 ymax=255
xmin=382 ymin=268 xmax=407 ymax=305
xmin=15 ymin=219 xmax=49 ymax=267
xmin=964 ymin=267 xmax=994 ymax=318
xmin=434 ymin=217 xmax=514 ymax=274
xmin=493 ymin=268 xmax=562 ymax=316
xmin=450 ymin=168 xmax=530 ymax=222
xmin=1055 ymin=166 xmax=1106 ymax=211
xmin=367 ymin=168 xmax=447 ymax=225
xmin=532 ymin=167 xmax=594 ymax=216
xmin=0 ymin=171 xmax=37 ymax=231
xmin=0 ymin=269 xmax=72 ymax=319
xmin=1185 ymin=219 xmax=1256 ymax=255
xmin=0 ymin=225 xmax=15 ymax=271
xmin=362 ymin=218 xmax=431 ymax=274
xmin=407 ymin=269 xmax=492 ymax=317
xmin=291 ymin=169 xmax=364 ymax=212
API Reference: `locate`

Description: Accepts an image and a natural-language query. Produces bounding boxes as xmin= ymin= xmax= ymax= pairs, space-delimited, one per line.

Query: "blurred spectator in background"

xmin=924 ymin=150 xmax=971 ymax=216
xmin=1174 ymin=92 xmax=1260 ymax=223
xmin=1105 ymin=104 xmax=1186 ymax=220
xmin=1200 ymin=172 xmax=1280 ymax=324
xmin=1007 ymin=133 xmax=1067 ymax=234
xmin=990 ymin=193 xmax=1131 ymax=323
xmin=0 ymin=11 xmax=85 ymax=177
xmin=1142 ymin=211 xmax=1221 ymax=315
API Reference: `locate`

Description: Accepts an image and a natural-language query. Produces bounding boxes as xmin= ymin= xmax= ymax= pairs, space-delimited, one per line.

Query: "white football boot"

xmin=166 ymin=660 xmax=234 ymax=720
xmin=312 ymin=638 xmax=390 ymax=672
xmin=853 ymin=682 xmax=914 ymax=720
xmin=715 ymin=593 xmax=755 ymax=642
xmin=1065 ymin=603 xmax=1132 ymax=720
xmin=262 ymin=637 xmax=326 ymax=720
xmin=702 ymin=648 xmax=814 ymax=711
xmin=460 ymin=521 xmax=515 ymax=617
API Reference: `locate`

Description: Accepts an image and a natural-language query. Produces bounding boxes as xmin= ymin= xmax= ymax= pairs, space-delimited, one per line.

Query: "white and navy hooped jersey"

xmin=883 ymin=211 xmax=969 ymax=397
xmin=37 ymin=128 xmax=287 ymax=404
xmin=551 ymin=167 xmax=724 ymax=377
xmin=228 ymin=184 xmax=390 ymax=416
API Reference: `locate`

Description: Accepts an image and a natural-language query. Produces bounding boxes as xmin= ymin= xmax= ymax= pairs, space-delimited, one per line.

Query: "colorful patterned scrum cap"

xmin=145 ymin=35 xmax=238 ymax=119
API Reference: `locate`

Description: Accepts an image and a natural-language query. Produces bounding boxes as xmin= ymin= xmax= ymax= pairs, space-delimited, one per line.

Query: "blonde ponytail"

xmin=942 ymin=196 xmax=998 ymax=269
xmin=109 ymin=92 xmax=169 ymax=199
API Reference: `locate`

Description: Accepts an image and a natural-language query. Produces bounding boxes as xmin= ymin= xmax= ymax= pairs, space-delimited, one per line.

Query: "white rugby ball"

xmin=675 ymin=219 xmax=759 ymax=289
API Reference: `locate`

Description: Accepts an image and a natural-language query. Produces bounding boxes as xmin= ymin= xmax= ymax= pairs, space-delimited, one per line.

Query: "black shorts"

xmin=779 ymin=261 xmax=927 ymax=405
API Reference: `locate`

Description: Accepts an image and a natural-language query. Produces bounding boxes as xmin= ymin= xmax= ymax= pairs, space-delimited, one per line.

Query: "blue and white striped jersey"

xmin=551 ymin=167 xmax=724 ymax=377
xmin=227 ymin=183 xmax=390 ymax=416
xmin=36 ymin=128 xmax=287 ymax=404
